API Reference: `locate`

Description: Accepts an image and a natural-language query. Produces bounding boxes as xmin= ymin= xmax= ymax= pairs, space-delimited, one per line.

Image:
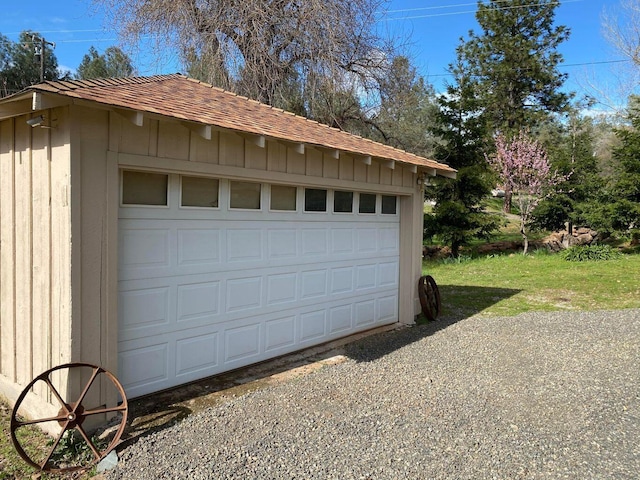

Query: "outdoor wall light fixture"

xmin=26 ymin=115 xmax=45 ymax=127
xmin=26 ymin=115 xmax=55 ymax=129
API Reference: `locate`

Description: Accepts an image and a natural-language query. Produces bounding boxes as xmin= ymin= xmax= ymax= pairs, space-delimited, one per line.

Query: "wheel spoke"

xmin=74 ymin=366 xmax=101 ymax=410
xmin=44 ymin=377 xmax=69 ymax=410
xmin=40 ymin=422 xmax=69 ymax=469
xmin=75 ymin=424 xmax=102 ymax=460
xmin=15 ymin=414 xmax=69 ymax=426
xmin=83 ymin=404 xmax=127 ymax=416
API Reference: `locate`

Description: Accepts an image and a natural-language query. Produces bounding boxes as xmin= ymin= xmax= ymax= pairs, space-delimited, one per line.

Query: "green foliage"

xmin=424 ymin=60 xmax=500 ymax=257
xmin=372 ymin=56 xmax=441 ymax=158
xmin=560 ymin=244 xmax=623 ymax=262
xmin=424 ymin=250 xmax=640 ymax=317
xmin=76 ymin=46 xmax=134 ymax=80
xmin=581 ymin=96 xmax=640 ymax=239
xmin=459 ymin=0 xmax=572 ymax=135
xmin=532 ymin=112 xmax=603 ymax=231
xmin=49 ymin=430 xmax=106 ymax=467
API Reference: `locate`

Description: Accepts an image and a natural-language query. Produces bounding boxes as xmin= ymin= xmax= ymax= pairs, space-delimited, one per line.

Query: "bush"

xmin=560 ymin=244 xmax=622 ymax=262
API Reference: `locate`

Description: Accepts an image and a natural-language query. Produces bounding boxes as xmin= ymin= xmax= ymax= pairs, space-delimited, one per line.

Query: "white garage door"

xmin=118 ymin=172 xmax=400 ymax=398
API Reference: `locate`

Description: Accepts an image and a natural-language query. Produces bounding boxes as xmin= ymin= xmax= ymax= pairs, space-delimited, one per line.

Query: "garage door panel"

xmin=118 ymin=343 xmax=169 ymax=394
xmin=226 ymin=277 xmax=262 ymax=312
xmin=119 ymin=286 xmax=170 ymax=332
xmin=299 ymin=309 xmax=327 ymax=343
xmin=266 ymin=273 xmax=297 ymax=305
xmin=330 ymin=228 xmax=354 ymax=254
xmin=329 ymin=304 xmax=353 ymax=334
xmin=378 ymin=226 xmax=400 ymax=252
xmin=300 ymin=269 xmax=328 ymax=299
xmin=355 ymin=300 xmax=376 ymax=327
xmin=224 ymin=323 xmax=261 ymax=363
xmin=120 ymin=187 xmax=401 ymax=398
xmin=301 ymin=229 xmax=328 ymax=256
xmin=175 ymin=332 xmax=219 ymax=378
xmin=378 ymin=262 xmax=399 ymax=287
xmin=356 ymin=264 xmax=377 ymax=290
xmin=177 ymin=228 xmax=221 ymax=265
xmin=356 ymin=228 xmax=378 ymax=253
xmin=264 ymin=316 xmax=296 ymax=352
xmin=378 ymin=295 xmax=399 ymax=323
xmin=176 ymin=281 xmax=220 ymax=321
xmin=119 ymin=228 xmax=171 ymax=268
xmin=268 ymin=229 xmax=298 ymax=258
xmin=226 ymin=229 xmax=263 ymax=262
xmin=330 ymin=267 xmax=354 ymax=294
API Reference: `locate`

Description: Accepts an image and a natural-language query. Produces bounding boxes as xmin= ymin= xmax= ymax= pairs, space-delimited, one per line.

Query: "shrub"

xmin=560 ymin=244 xmax=622 ymax=262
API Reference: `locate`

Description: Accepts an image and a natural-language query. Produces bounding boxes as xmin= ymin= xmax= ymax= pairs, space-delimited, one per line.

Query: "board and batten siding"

xmin=0 ymin=102 xmax=426 ymax=421
xmin=0 ymin=107 xmax=73 ymax=422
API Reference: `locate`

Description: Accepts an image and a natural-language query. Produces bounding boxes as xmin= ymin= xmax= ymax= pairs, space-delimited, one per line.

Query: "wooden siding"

xmin=1 ymin=104 xmax=425 ymax=420
xmin=0 ymin=108 xmax=73 ymax=419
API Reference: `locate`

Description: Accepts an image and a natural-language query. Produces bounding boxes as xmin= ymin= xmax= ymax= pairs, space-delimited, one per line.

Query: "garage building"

xmin=0 ymin=74 xmax=455 ymax=419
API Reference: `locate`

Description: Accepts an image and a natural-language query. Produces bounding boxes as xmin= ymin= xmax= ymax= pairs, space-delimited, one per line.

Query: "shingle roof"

xmin=29 ymin=74 xmax=455 ymax=175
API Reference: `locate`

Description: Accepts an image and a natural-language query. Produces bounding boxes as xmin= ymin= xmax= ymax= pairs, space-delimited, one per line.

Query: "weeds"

xmin=560 ymin=244 xmax=622 ymax=262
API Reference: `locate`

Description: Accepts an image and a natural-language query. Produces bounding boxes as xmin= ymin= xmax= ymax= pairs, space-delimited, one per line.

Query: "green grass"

xmin=424 ymin=250 xmax=640 ymax=318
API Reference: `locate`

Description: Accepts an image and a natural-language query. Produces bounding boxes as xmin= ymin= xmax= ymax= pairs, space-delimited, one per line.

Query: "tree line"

xmin=2 ymin=0 xmax=639 ymax=253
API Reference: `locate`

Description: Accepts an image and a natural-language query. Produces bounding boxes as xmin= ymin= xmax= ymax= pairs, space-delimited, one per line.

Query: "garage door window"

xmin=181 ymin=176 xmax=219 ymax=208
xmin=121 ymin=171 xmax=168 ymax=206
xmin=334 ymin=191 xmax=353 ymax=213
xmin=230 ymin=181 xmax=261 ymax=209
xmin=359 ymin=193 xmax=376 ymax=214
xmin=381 ymin=195 xmax=397 ymax=215
xmin=305 ymin=188 xmax=327 ymax=212
xmin=270 ymin=185 xmax=297 ymax=211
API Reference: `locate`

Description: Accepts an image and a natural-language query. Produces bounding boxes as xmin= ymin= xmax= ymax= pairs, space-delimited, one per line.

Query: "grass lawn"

xmin=424 ymin=251 xmax=640 ymax=319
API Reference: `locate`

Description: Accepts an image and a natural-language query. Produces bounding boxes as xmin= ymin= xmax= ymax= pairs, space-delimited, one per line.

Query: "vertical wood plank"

xmin=367 ymin=162 xmax=380 ymax=184
xmin=76 ymin=107 xmax=109 ymax=373
xmin=306 ymin=149 xmax=323 ymax=177
xmin=353 ymin=158 xmax=367 ymax=183
xmin=379 ymin=165 xmax=392 ymax=185
xmin=50 ymin=107 xmax=72 ymax=399
xmin=322 ymin=155 xmax=339 ymax=179
xmin=189 ymin=131 xmax=220 ymax=164
xmin=158 ymin=121 xmax=189 ymax=161
xmin=0 ymin=119 xmax=16 ymax=381
xmin=286 ymin=149 xmax=306 ymax=175
xmin=119 ymin=117 xmax=151 ymax=157
xmin=338 ymin=155 xmax=354 ymax=181
xmin=31 ymin=123 xmax=52 ymax=398
xmin=14 ymin=118 xmax=33 ymax=385
xmin=267 ymin=141 xmax=287 ymax=172
xmin=219 ymin=131 xmax=244 ymax=167
xmin=245 ymin=141 xmax=267 ymax=170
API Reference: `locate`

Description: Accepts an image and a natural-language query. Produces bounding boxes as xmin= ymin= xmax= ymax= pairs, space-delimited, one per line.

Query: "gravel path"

xmin=106 ymin=309 xmax=640 ymax=479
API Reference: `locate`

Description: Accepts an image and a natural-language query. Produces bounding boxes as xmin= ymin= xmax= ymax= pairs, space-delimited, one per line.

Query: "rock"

xmin=575 ymin=233 xmax=593 ymax=245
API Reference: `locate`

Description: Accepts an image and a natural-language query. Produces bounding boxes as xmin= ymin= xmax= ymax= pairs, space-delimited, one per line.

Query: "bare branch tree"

xmin=602 ymin=0 xmax=640 ymax=67
xmin=94 ymin=0 xmax=396 ymax=118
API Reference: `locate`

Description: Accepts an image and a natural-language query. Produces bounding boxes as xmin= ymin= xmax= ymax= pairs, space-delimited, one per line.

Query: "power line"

xmin=383 ymin=0 xmax=584 ymax=21
xmin=426 ymin=58 xmax=632 ymax=78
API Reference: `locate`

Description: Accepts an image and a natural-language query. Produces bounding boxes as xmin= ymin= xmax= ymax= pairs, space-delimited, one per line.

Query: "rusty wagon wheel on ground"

xmin=418 ymin=275 xmax=442 ymax=321
xmin=10 ymin=362 xmax=128 ymax=474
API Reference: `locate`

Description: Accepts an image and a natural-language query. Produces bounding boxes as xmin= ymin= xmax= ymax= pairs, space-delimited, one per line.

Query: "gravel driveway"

xmin=106 ymin=309 xmax=640 ymax=479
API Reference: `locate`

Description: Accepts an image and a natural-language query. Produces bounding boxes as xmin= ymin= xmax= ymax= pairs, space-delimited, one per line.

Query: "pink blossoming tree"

xmin=487 ymin=131 xmax=568 ymax=254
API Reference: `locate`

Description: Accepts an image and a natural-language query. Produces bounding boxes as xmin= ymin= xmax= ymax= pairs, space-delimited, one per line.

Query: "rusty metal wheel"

xmin=418 ymin=275 xmax=441 ymax=321
xmin=10 ymin=363 xmax=128 ymax=474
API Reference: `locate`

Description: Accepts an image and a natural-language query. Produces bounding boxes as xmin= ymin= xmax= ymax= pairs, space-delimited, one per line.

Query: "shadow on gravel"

xmin=344 ymin=285 xmax=520 ymax=363
xmin=115 ymin=285 xmax=520 ymax=451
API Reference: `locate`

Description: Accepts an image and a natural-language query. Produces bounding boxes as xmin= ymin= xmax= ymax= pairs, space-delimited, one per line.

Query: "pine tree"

xmin=425 ymin=59 xmax=500 ymax=257
xmin=459 ymin=0 xmax=572 ymax=212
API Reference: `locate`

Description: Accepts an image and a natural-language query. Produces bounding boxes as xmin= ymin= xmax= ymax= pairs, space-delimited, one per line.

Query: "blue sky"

xmin=2 ymin=0 xmax=634 ymax=109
